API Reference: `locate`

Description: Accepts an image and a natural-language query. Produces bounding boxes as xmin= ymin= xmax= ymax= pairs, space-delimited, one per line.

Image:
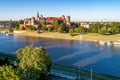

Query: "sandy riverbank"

xmin=13 ymin=31 xmax=120 ymax=42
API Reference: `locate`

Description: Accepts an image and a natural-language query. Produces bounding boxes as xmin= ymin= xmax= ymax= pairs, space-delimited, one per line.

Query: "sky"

xmin=1 ymin=0 xmax=120 ymax=21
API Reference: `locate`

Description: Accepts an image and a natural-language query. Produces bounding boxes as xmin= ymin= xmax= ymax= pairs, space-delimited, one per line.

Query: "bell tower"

xmin=36 ymin=11 xmax=40 ymax=20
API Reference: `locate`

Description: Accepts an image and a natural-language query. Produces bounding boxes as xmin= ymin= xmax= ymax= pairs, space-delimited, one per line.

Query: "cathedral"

xmin=19 ymin=12 xmax=71 ymax=29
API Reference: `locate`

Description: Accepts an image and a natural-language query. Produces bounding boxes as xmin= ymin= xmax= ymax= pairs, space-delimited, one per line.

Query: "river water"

xmin=0 ymin=33 xmax=120 ymax=78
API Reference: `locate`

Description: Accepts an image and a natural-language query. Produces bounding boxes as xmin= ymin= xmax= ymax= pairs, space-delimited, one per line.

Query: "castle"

xmin=19 ymin=12 xmax=71 ymax=29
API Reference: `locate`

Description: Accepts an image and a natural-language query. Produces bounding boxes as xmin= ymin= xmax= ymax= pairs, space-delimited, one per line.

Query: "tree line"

xmin=13 ymin=20 xmax=120 ymax=35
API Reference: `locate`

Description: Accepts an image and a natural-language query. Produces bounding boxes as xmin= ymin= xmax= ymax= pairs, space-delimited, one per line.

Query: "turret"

xmin=61 ymin=15 xmax=65 ymax=20
xmin=31 ymin=17 xmax=35 ymax=25
xmin=66 ymin=16 xmax=71 ymax=25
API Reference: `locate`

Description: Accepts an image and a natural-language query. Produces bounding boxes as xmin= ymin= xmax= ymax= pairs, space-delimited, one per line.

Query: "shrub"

xmin=57 ymin=27 xmax=63 ymax=33
xmin=98 ymin=28 xmax=106 ymax=35
xmin=48 ymin=27 xmax=53 ymax=32
xmin=75 ymin=28 xmax=80 ymax=33
xmin=9 ymin=28 xmax=14 ymax=33
xmin=69 ymin=29 xmax=74 ymax=36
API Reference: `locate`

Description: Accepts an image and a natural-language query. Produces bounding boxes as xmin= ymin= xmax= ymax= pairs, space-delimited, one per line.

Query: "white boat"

xmin=107 ymin=41 xmax=113 ymax=46
xmin=99 ymin=40 xmax=106 ymax=45
xmin=6 ymin=33 xmax=9 ymax=36
xmin=113 ymin=41 xmax=120 ymax=45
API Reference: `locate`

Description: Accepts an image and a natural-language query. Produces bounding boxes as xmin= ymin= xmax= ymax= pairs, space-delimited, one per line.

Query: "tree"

xmin=0 ymin=65 xmax=23 ymax=80
xmin=57 ymin=27 xmax=64 ymax=33
xmin=69 ymin=28 xmax=74 ymax=36
xmin=53 ymin=19 xmax=59 ymax=26
xmin=98 ymin=28 xmax=106 ymax=35
xmin=16 ymin=46 xmax=51 ymax=80
xmin=29 ymin=25 xmax=36 ymax=30
xmin=48 ymin=27 xmax=53 ymax=32
xmin=89 ymin=23 xmax=104 ymax=33
xmin=9 ymin=28 xmax=14 ymax=33
xmin=74 ymin=27 xmax=80 ymax=33
xmin=19 ymin=20 xmax=24 ymax=24
xmin=41 ymin=25 xmax=47 ymax=31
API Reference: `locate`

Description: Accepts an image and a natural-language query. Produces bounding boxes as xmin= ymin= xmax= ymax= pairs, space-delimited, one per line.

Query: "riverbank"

xmin=13 ymin=30 xmax=120 ymax=42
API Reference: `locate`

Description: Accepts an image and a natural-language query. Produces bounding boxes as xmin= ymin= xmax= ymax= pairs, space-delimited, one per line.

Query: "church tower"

xmin=36 ymin=12 xmax=40 ymax=20
xmin=37 ymin=11 xmax=39 ymax=18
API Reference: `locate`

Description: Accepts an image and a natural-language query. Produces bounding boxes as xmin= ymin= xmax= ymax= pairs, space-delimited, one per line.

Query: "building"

xmin=0 ymin=20 xmax=14 ymax=29
xmin=80 ymin=22 xmax=89 ymax=28
xmin=0 ymin=24 xmax=5 ymax=28
xmin=19 ymin=12 xmax=71 ymax=29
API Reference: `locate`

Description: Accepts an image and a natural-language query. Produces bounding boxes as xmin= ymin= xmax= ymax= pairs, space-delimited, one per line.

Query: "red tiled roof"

xmin=25 ymin=18 xmax=31 ymax=21
xmin=46 ymin=17 xmax=64 ymax=21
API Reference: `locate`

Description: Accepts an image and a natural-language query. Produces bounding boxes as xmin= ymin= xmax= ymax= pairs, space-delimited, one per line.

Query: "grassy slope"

xmin=14 ymin=31 xmax=120 ymax=41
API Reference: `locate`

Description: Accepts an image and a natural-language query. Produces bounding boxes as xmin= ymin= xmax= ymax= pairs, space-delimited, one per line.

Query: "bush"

xmin=98 ymin=28 xmax=106 ymax=35
xmin=57 ymin=27 xmax=63 ymax=33
xmin=48 ymin=27 xmax=53 ymax=32
xmin=29 ymin=26 xmax=36 ymax=30
xmin=75 ymin=28 xmax=80 ymax=33
xmin=41 ymin=26 xmax=47 ymax=31
xmin=9 ymin=28 xmax=14 ymax=33
xmin=69 ymin=29 xmax=74 ymax=36
xmin=37 ymin=29 xmax=41 ymax=33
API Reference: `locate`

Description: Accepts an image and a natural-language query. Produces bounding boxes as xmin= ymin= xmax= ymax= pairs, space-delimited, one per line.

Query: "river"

xmin=0 ymin=33 xmax=120 ymax=78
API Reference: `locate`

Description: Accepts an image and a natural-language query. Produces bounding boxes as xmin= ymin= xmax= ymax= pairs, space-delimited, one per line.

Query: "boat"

xmin=106 ymin=41 xmax=113 ymax=46
xmin=6 ymin=33 xmax=9 ymax=36
xmin=113 ymin=41 xmax=120 ymax=45
xmin=99 ymin=40 xmax=106 ymax=45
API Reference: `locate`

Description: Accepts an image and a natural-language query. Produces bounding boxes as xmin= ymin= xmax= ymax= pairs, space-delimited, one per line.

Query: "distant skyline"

xmin=1 ymin=0 xmax=120 ymax=21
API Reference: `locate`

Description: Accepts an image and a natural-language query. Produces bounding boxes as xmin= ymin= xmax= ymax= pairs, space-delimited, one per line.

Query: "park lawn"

xmin=13 ymin=30 xmax=120 ymax=41
xmin=82 ymin=33 xmax=120 ymax=41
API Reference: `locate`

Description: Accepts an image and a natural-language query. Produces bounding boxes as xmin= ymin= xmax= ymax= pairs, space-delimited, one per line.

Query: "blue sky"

xmin=1 ymin=0 xmax=120 ymax=21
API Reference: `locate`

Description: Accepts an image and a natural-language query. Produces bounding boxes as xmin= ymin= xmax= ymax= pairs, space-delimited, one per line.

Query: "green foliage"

xmin=107 ymin=27 xmax=112 ymax=33
xmin=74 ymin=27 xmax=80 ymax=33
xmin=69 ymin=28 xmax=74 ymax=36
xmin=41 ymin=25 xmax=47 ymax=31
xmin=53 ymin=19 xmax=59 ymax=26
xmin=98 ymin=28 xmax=106 ymax=35
xmin=41 ymin=21 xmax=46 ymax=25
xmin=0 ymin=65 xmax=22 ymax=80
xmin=48 ymin=27 xmax=53 ymax=32
xmin=16 ymin=46 xmax=51 ymax=80
xmin=29 ymin=25 xmax=36 ymax=30
xmin=37 ymin=29 xmax=41 ymax=33
xmin=18 ymin=27 xmax=25 ymax=30
xmin=9 ymin=28 xmax=14 ymax=33
xmin=13 ymin=20 xmax=24 ymax=29
xmin=57 ymin=27 xmax=64 ymax=33
xmin=64 ymin=25 xmax=70 ymax=32
xmin=89 ymin=23 xmax=104 ymax=33
xmin=89 ymin=22 xmax=120 ymax=34
xmin=19 ymin=20 xmax=24 ymax=24
xmin=22 ymin=27 xmax=25 ymax=30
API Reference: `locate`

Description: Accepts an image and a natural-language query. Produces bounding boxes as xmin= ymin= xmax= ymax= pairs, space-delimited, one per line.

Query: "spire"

xmin=37 ymin=11 xmax=39 ymax=17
